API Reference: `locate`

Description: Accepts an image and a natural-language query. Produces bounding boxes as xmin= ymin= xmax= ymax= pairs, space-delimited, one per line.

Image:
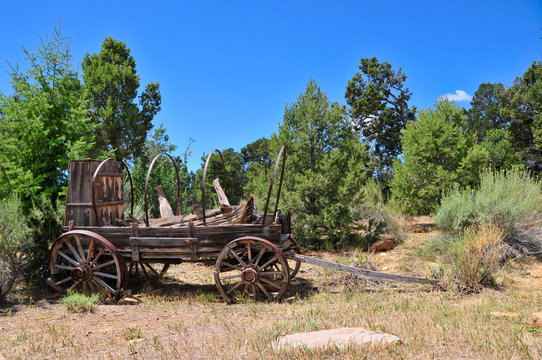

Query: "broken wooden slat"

xmin=288 ymin=254 xmax=436 ymax=285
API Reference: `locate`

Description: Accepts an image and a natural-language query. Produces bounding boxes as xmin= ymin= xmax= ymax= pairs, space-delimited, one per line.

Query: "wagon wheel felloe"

xmin=214 ymin=236 xmax=290 ymax=304
xmin=48 ymin=230 xmax=128 ymax=299
xmin=283 ymin=235 xmax=301 ymax=280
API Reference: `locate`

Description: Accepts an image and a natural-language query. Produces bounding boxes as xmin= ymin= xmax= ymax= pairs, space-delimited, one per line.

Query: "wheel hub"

xmin=71 ymin=264 xmax=93 ymax=282
xmin=242 ymin=267 xmax=258 ymax=284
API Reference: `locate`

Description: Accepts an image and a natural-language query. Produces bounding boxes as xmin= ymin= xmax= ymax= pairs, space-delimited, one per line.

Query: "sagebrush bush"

xmin=434 ymin=169 xmax=542 ymax=234
xmin=0 ymin=195 xmax=32 ymax=302
xmin=62 ymin=290 xmax=100 ymax=313
xmin=446 ymin=223 xmax=504 ymax=292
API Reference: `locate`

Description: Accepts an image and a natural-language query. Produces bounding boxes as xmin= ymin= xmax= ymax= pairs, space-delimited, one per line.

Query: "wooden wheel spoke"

xmin=92 ymin=259 xmax=116 ymax=271
xmin=93 ymin=276 xmax=116 ymax=295
xmin=90 ymin=247 xmax=106 ymax=266
xmin=260 ymin=277 xmax=282 ymax=290
xmin=94 ymin=271 xmax=118 ymax=280
xmin=88 ymin=280 xmax=99 ymax=293
xmin=54 ymin=277 xmax=72 ymax=286
xmin=254 ymin=247 xmax=265 ymax=267
xmin=251 ymin=284 xmax=257 ymax=300
xmin=74 ymin=235 xmax=86 ymax=263
xmin=221 ymin=261 xmax=243 ymax=272
xmin=55 ymin=264 xmax=74 ymax=271
xmin=87 ymin=238 xmax=95 ymax=263
xmin=57 ymin=250 xmax=79 ymax=267
xmin=230 ymin=249 xmax=247 ymax=267
xmin=260 ymin=256 xmax=278 ymax=270
xmin=247 ymin=242 xmax=252 ymax=264
xmin=65 ymin=241 xmax=83 ymax=264
xmin=220 ymin=273 xmax=242 ymax=280
xmin=256 ymin=281 xmax=273 ymax=300
xmin=70 ymin=281 xmax=81 ymax=290
xmin=260 ymin=271 xmax=284 ymax=276
xmin=83 ymin=281 xmax=89 ymax=296
xmin=226 ymin=281 xmax=243 ymax=295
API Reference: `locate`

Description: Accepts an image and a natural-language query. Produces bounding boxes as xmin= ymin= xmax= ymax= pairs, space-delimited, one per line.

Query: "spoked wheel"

xmin=48 ymin=230 xmax=128 ymax=299
xmin=282 ymin=235 xmax=302 ymax=280
xmin=214 ymin=236 xmax=290 ymax=304
xmin=128 ymin=262 xmax=170 ymax=281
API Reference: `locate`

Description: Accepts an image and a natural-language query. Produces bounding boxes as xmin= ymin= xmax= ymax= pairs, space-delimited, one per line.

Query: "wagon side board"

xmin=62 ymin=223 xmax=283 ymax=263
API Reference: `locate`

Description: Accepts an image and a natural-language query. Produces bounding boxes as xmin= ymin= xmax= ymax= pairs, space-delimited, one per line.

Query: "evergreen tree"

xmin=503 ymin=59 xmax=542 ymax=171
xmin=345 ymin=57 xmax=416 ymax=178
xmin=82 ymin=37 xmax=161 ymax=162
xmin=391 ymin=100 xmax=523 ymax=216
xmin=247 ymin=79 xmax=370 ymax=247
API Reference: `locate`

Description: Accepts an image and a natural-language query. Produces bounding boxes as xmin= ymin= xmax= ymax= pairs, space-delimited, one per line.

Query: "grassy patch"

xmin=61 ymin=290 xmax=99 ymax=313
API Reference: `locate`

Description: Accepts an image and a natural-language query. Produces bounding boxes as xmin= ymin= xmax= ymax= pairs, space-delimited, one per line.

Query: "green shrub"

xmin=352 ymin=179 xmax=402 ymax=248
xmin=0 ymin=195 xmax=32 ymax=302
xmin=61 ymin=290 xmax=100 ymax=313
xmin=434 ymin=169 xmax=542 ymax=234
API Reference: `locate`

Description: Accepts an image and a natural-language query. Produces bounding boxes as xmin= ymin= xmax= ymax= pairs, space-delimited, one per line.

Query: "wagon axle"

xmin=70 ymin=264 xmax=93 ymax=282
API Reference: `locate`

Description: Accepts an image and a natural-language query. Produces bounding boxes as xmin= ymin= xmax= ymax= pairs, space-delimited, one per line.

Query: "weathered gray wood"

xmin=213 ymin=178 xmax=230 ymax=208
xmin=288 ymin=254 xmax=436 ymax=285
xmin=65 ymin=160 xmax=124 ymax=226
xmin=129 ymin=237 xmax=198 ymax=246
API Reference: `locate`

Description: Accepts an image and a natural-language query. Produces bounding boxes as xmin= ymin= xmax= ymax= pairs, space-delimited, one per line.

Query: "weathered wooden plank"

xmin=288 ymin=254 xmax=437 ymax=285
xmin=129 ymin=237 xmax=198 ymax=246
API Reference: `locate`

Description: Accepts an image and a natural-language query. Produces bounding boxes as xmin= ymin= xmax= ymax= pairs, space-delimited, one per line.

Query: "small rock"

xmin=123 ymin=289 xmax=133 ymax=297
xmin=118 ymin=297 xmax=141 ymax=305
xmin=369 ymin=239 xmax=395 ymax=253
xmin=284 ymin=296 xmax=296 ymax=304
xmin=490 ymin=311 xmax=519 ymax=319
xmin=273 ymin=327 xmax=402 ymax=350
xmin=128 ymin=338 xmax=146 ymax=345
xmin=531 ymin=313 xmax=542 ymax=328
xmin=530 ymin=270 xmax=542 ymax=278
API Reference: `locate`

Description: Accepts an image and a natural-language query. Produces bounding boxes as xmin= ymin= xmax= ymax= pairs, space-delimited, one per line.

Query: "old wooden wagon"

xmin=47 ymin=147 xmax=432 ymax=303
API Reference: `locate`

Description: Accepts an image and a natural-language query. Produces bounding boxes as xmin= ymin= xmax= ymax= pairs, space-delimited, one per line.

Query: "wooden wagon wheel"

xmin=214 ymin=236 xmax=290 ymax=304
xmin=48 ymin=230 xmax=128 ymax=299
xmin=128 ymin=262 xmax=170 ymax=280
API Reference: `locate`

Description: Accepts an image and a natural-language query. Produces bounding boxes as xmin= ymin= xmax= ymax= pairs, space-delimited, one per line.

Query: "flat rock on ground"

xmin=273 ymin=327 xmax=402 ymax=350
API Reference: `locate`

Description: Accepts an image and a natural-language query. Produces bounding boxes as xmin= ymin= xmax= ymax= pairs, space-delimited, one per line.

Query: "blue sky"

xmin=1 ymin=1 xmax=540 ymax=170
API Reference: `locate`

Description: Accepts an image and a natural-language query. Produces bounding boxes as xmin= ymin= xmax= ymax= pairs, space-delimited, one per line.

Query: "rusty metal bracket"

xmin=91 ymin=158 xmax=134 ymax=226
xmin=201 ymin=149 xmax=228 ymax=225
xmin=144 ymin=153 xmax=181 ymax=227
xmin=262 ymin=146 xmax=287 ymax=227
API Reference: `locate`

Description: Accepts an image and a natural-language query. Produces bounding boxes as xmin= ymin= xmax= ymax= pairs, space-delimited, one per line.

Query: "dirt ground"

xmin=1 ymin=218 xmax=541 ymax=359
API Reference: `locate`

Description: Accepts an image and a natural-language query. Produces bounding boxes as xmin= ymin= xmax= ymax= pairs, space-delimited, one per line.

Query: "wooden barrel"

xmin=64 ymin=160 xmax=124 ymax=226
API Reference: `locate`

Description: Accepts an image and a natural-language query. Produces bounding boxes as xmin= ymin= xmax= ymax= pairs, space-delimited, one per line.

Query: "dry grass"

xmin=0 ymin=221 xmax=541 ymax=359
xmin=446 ymin=223 xmax=505 ymax=292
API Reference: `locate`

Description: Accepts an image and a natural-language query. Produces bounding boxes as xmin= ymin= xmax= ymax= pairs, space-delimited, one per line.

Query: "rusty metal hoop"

xmin=144 ymin=153 xmax=181 ymax=227
xmin=201 ymin=149 xmax=228 ymax=225
xmin=91 ymin=158 xmax=134 ymax=226
xmin=262 ymin=146 xmax=287 ymax=227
